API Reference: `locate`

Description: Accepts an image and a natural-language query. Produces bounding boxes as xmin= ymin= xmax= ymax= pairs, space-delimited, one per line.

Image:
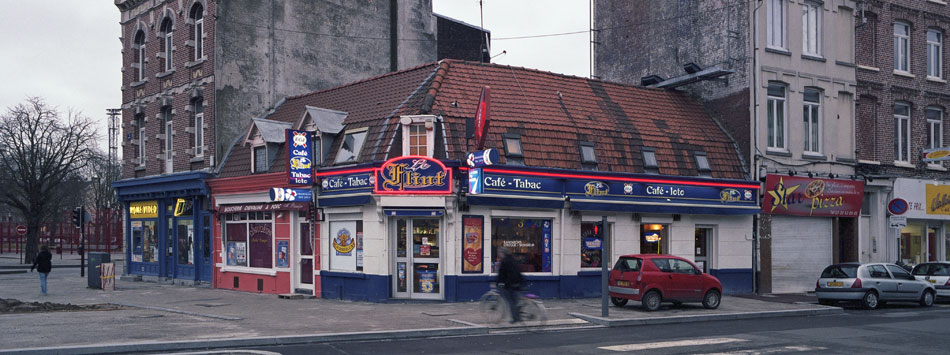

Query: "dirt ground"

xmin=0 ymin=298 xmax=123 ymax=314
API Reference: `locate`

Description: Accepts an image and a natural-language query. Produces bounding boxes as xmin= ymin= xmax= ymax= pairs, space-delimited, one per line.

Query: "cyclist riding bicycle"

xmin=496 ymin=247 xmax=523 ymax=323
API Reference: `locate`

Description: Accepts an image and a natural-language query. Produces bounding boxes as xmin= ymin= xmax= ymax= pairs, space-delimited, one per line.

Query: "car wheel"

xmin=610 ymin=297 xmax=628 ymax=307
xmin=818 ymin=299 xmax=836 ymax=306
xmin=862 ymin=290 xmax=879 ymax=310
xmin=920 ymin=290 xmax=935 ymax=307
xmin=641 ymin=290 xmax=661 ymax=311
xmin=702 ymin=290 xmax=721 ymax=309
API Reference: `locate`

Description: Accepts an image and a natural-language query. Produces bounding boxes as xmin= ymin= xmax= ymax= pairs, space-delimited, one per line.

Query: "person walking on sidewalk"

xmin=496 ymin=247 xmax=523 ymax=323
xmin=30 ymin=245 xmax=53 ymax=296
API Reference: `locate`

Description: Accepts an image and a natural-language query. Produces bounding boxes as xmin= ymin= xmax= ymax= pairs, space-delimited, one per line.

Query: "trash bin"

xmin=87 ymin=252 xmax=111 ymax=289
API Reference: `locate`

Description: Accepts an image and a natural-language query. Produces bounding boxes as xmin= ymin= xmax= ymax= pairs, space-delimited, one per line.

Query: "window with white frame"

xmin=190 ymin=3 xmax=204 ymax=61
xmin=408 ymin=124 xmax=427 ymax=156
xmin=193 ymin=98 xmax=204 ymax=156
xmin=224 ymin=212 xmax=274 ymax=269
xmin=136 ymin=115 xmax=145 ymax=165
xmin=400 ymin=116 xmax=435 ymax=157
xmin=895 ymin=22 xmax=910 ymax=73
xmin=927 ymin=107 xmax=944 ymax=153
xmin=894 ymin=103 xmax=911 ymax=162
xmin=135 ymin=30 xmax=146 ymax=81
xmin=253 ymin=145 xmax=267 ymax=173
xmin=160 ymin=18 xmax=173 ymax=72
xmin=163 ymin=107 xmax=173 ymax=173
xmin=768 ymin=0 xmax=786 ymax=49
xmin=802 ymin=2 xmax=821 ymax=56
xmin=767 ymin=82 xmax=787 ymax=149
xmin=928 ymin=29 xmax=942 ymax=79
xmin=335 ymin=129 xmax=367 ymax=164
xmin=803 ymin=88 xmax=821 ymax=154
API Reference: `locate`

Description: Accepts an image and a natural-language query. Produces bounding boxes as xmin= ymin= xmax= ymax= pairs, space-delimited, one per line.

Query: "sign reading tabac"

xmin=926 ymin=184 xmax=950 ymax=215
xmin=374 ymin=156 xmax=452 ymax=194
xmin=286 ymin=129 xmax=313 ymax=185
xmin=762 ymin=174 xmax=865 ymax=217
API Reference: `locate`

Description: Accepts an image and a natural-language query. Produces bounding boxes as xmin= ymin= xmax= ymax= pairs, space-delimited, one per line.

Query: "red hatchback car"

xmin=608 ymin=254 xmax=722 ymax=311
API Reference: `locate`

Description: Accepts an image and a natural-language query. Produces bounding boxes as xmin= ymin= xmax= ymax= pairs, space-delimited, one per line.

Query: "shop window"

xmin=491 ymin=217 xmax=552 ymax=273
xmin=581 ymin=222 xmax=609 ymax=268
xmin=177 ymin=219 xmax=194 ymax=265
xmin=131 ymin=220 xmax=157 ymax=263
xmin=900 ymin=223 xmax=924 ymax=265
xmin=641 ymin=147 xmax=658 ymax=174
xmin=330 ymin=220 xmax=363 ymax=271
xmin=695 ymin=227 xmax=713 ymax=273
xmin=335 ymin=128 xmax=367 ymax=164
xmin=945 ymin=224 xmax=950 ymax=261
xmin=641 ymin=224 xmax=668 ymax=255
xmin=503 ymin=134 xmax=524 ymax=166
xmin=224 ymin=214 xmax=273 ymax=269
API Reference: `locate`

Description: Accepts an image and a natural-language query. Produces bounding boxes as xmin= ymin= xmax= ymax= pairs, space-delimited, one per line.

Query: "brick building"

xmin=854 ymin=0 xmax=950 ymax=267
xmin=595 ymin=0 xmax=863 ymax=293
xmin=112 ymin=0 xmax=488 ymax=284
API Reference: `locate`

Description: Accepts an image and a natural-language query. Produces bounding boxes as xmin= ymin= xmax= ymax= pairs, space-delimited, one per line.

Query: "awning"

xmin=383 ymin=209 xmax=444 ymax=217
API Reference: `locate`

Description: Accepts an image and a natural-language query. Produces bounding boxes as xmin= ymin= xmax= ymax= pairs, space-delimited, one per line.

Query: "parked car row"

xmin=607 ymin=254 xmax=949 ymax=312
xmin=815 ymin=262 xmax=942 ymax=310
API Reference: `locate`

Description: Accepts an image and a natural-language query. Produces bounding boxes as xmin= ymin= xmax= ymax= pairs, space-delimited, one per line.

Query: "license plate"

xmin=617 ymin=280 xmax=630 ymax=287
xmin=827 ymin=281 xmax=843 ymax=287
xmin=928 ymin=279 xmax=937 ymax=284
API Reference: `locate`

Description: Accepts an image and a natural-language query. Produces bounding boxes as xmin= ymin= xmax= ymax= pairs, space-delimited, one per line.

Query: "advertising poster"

xmin=397 ymin=262 xmax=407 ymax=292
xmin=462 ymin=215 xmax=484 ymax=273
xmin=330 ymin=221 xmax=357 ymax=271
xmin=131 ymin=221 xmax=143 ymax=262
xmin=926 ymin=184 xmax=950 ymax=216
xmin=762 ymin=175 xmax=864 ymax=217
xmin=542 ymin=220 xmax=552 ymax=272
xmin=276 ymin=240 xmax=289 ymax=268
xmin=249 ymin=223 xmax=273 ymax=268
xmin=356 ymin=231 xmax=364 ymax=268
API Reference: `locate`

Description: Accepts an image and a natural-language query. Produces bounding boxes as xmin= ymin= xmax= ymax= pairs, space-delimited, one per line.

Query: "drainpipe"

xmin=390 ymin=0 xmax=398 ymax=72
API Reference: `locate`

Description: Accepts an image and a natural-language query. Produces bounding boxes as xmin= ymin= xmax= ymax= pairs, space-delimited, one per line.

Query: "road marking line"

xmin=698 ymin=345 xmax=828 ymax=355
xmin=599 ymin=337 xmax=747 ymax=352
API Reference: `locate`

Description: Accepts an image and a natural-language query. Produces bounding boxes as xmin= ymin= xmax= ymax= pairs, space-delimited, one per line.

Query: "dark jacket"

xmin=496 ymin=254 xmax=523 ymax=290
xmin=31 ymin=250 xmax=52 ymax=273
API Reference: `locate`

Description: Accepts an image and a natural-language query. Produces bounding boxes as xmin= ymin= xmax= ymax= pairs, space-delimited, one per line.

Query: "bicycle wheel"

xmin=479 ymin=291 xmax=506 ymax=324
xmin=519 ymin=299 xmax=547 ymax=327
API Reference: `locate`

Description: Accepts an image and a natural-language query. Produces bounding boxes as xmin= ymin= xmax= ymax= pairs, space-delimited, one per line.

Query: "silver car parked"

xmin=815 ymin=263 xmax=936 ymax=310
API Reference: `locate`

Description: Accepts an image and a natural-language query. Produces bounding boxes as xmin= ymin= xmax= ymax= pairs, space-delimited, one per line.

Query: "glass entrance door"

xmin=294 ymin=212 xmax=314 ymax=294
xmin=393 ymin=218 xmax=442 ymax=299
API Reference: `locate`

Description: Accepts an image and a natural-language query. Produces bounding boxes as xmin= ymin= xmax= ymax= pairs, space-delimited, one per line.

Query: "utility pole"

xmin=601 ymin=215 xmax=609 ymax=317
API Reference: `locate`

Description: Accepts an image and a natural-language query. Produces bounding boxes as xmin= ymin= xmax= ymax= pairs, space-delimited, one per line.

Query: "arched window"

xmin=160 ymin=17 xmax=174 ymax=72
xmin=190 ymin=3 xmax=204 ymax=61
xmin=134 ymin=30 xmax=146 ymax=81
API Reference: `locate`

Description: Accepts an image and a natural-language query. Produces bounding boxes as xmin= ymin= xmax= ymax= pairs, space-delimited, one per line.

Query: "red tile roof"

xmin=217 ymin=60 xmax=747 ymax=180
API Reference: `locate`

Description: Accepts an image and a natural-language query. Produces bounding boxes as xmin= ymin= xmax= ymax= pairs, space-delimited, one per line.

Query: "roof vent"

xmin=640 ymin=75 xmax=664 ymax=86
xmin=683 ymin=62 xmax=702 ymax=74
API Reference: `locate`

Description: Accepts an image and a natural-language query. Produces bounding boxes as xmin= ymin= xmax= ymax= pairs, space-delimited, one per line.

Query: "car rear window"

xmin=821 ymin=265 xmax=858 ymax=278
xmin=914 ymin=264 xmax=950 ymax=276
xmin=614 ymin=258 xmax=641 ymax=272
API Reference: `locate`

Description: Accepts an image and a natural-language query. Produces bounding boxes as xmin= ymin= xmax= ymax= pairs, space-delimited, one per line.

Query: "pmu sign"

xmin=286 ymin=129 xmax=313 ymax=185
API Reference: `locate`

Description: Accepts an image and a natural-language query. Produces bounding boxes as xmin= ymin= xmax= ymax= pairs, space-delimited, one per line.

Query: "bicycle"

xmin=479 ymin=283 xmax=547 ymax=326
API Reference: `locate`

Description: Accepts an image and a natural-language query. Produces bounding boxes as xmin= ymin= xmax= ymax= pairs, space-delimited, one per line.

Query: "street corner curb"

xmin=0 ymin=326 xmax=491 ymax=355
xmin=569 ymin=306 xmax=844 ymax=327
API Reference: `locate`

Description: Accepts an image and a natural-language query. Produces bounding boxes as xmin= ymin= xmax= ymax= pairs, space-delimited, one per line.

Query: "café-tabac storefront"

xmin=316 ymin=156 xmax=761 ymax=302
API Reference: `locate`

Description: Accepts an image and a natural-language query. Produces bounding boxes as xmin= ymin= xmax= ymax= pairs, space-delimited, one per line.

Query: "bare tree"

xmin=0 ymin=97 xmax=98 ymax=264
xmin=84 ymin=151 xmax=123 ymax=251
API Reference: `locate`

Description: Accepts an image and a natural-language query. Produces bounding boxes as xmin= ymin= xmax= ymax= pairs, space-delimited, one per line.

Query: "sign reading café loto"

xmin=762 ymin=175 xmax=865 ymax=217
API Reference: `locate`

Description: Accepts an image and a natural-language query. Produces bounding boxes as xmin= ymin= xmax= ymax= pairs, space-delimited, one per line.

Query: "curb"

xmin=569 ymin=306 xmax=843 ymax=327
xmin=0 ymin=326 xmax=490 ymax=355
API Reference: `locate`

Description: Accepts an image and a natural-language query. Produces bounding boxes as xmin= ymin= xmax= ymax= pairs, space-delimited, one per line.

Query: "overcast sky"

xmin=0 ymin=0 xmax=589 ymax=151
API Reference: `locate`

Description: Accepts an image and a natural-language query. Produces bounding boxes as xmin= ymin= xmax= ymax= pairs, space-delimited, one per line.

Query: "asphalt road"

xmin=239 ymin=303 xmax=950 ymax=355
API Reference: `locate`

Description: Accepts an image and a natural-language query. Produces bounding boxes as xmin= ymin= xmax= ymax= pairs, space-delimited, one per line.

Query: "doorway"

xmin=294 ymin=211 xmax=314 ymax=294
xmin=393 ymin=218 xmax=442 ymax=300
xmin=695 ymin=227 xmax=713 ymax=273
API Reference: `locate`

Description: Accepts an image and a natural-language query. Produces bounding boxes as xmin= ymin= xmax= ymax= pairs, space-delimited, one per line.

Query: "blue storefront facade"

xmin=316 ymin=159 xmax=760 ymax=302
xmin=114 ymin=172 xmax=214 ymax=283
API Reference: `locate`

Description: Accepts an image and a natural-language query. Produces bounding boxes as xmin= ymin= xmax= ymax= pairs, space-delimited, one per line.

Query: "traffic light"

xmin=72 ymin=207 xmax=82 ymax=227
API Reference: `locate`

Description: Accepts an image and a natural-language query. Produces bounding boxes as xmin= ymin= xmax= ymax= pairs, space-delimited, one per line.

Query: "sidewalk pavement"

xmin=0 ymin=255 xmax=840 ymax=354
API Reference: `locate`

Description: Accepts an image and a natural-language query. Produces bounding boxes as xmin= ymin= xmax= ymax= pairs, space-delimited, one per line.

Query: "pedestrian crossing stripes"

xmin=599 ymin=337 xmax=747 ymax=352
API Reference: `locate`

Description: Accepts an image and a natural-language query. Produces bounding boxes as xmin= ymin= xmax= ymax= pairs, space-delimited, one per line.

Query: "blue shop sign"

xmin=320 ymin=171 xmax=374 ymax=196
xmin=480 ymin=172 xmax=564 ymax=196
xmin=468 ymin=168 xmax=483 ymax=195
xmin=286 ymin=129 xmax=313 ymax=185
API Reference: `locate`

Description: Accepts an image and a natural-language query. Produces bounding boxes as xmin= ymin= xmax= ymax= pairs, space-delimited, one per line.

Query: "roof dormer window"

xmin=503 ymin=134 xmax=524 ymax=166
xmin=400 ymin=115 xmax=436 ymax=157
xmin=642 ymin=147 xmax=658 ymax=174
xmin=695 ymin=151 xmax=711 ymax=177
xmin=579 ymin=141 xmax=597 ymax=170
xmin=335 ymin=128 xmax=367 ymax=164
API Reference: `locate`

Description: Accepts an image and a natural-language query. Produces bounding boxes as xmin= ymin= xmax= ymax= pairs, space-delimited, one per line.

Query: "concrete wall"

xmin=213 ymin=0 xmax=437 ymax=162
